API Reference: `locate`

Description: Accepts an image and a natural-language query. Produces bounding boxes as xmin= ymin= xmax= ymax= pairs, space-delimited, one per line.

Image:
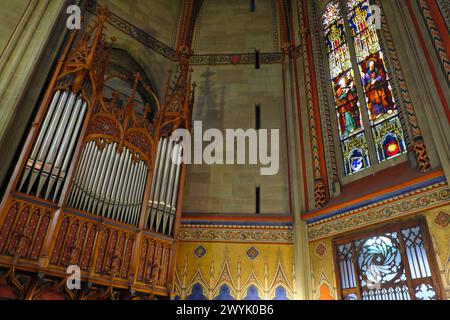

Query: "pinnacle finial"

xmin=97 ymin=6 xmax=110 ymax=23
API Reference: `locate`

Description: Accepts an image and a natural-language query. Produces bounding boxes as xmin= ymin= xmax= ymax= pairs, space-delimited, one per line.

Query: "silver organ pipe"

xmin=18 ymin=90 xmax=87 ymax=201
xmin=168 ymin=144 xmax=183 ymax=234
xmin=102 ymin=146 xmax=122 ymax=217
xmin=53 ymin=98 xmax=87 ymax=201
xmin=68 ymin=140 xmax=94 ymax=207
xmin=162 ymin=144 xmax=178 ymax=235
xmin=86 ymin=141 xmax=110 ymax=212
xmin=147 ymin=138 xmax=183 ymax=236
xmin=130 ymin=161 xmax=146 ymax=225
xmin=134 ymin=163 xmax=148 ymax=225
xmin=108 ymin=150 xmax=127 ymax=220
xmin=148 ymin=139 xmax=163 ymax=206
xmin=148 ymin=138 xmax=167 ymax=230
xmin=156 ymin=140 xmax=174 ymax=233
xmin=97 ymin=142 xmax=117 ymax=216
xmin=116 ymin=150 xmax=133 ymax=221
xmin=68 ymin=141 xmax=148 ymax=227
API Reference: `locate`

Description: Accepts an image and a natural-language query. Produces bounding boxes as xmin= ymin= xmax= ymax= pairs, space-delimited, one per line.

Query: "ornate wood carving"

xmin=0 ymin=198 xmax=54 ymax=261
xmin=85 ymin=73 xmax=160 ymax=166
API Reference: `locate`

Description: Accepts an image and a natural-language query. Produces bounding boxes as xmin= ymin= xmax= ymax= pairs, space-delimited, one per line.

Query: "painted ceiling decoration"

xmin=86 ymin=0 xmax=293 ymax=65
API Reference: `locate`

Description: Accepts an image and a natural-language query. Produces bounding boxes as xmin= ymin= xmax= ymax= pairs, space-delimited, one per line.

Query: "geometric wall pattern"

xmin=174 ymin=242 xmax=294 ymax=300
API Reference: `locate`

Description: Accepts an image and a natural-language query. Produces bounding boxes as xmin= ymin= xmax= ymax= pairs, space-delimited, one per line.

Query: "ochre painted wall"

xmin=309 ymin=237 xmax=337 ymax=300
xmin=174 ymin=241 xmax=294 ymax=300
xmin=425 ymin=205 xmax=450 ymax=299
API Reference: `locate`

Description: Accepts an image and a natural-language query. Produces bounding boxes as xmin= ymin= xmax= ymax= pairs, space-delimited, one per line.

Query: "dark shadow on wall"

xmin=193 ymin=67 xmax=225 ymax=129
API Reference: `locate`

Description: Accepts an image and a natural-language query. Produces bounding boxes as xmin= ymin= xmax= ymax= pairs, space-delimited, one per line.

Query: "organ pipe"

xmin=168 ymin=144 xmax=183 ymax=234
xmin=17 ymin=25 xmax=193 ymax=234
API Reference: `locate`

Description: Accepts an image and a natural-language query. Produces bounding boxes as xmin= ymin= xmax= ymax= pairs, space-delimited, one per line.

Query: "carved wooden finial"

xmin=97 ymin=6 xmax=110 ymax=23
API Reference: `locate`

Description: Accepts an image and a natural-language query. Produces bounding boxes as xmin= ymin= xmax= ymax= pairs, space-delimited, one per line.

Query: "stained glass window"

xmin=322 ymin=0 xmax=408 ymax=177
xmin=333 ymin=220 xmax=443 ymax=300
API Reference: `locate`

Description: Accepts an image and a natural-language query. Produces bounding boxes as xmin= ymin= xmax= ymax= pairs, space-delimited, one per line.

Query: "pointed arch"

xmin=213 ymin=284 xmax=235 ymax=300
xmin=267 ymin=261 xmax=294 ymax=300
xmin=185 ymin=268 xmax=210 ymax=298
xmin=314 ymin=271 xmax=336 ymax=300
xmin=239 ymin=269 xmax=265 ymax=300
xmin=212 ymin=259 xmax=237 ymax=300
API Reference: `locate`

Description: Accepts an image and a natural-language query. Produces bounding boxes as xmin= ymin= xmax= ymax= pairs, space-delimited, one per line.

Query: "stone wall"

xmin=193 ymin=0 xmax=279 ymax=54
xmin=183 ymin=63 xmax=289 ymax=215
xmin=98 ymin=0 xmax=181 ymax=48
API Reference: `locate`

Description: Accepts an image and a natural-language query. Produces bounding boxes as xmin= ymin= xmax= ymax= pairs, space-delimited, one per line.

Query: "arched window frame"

xmin=318 ymin=0 xmax=413 ymax=184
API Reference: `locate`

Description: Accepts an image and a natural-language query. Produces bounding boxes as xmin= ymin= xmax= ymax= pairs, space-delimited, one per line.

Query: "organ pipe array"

xmin=147 ymin=138 xmax=183 ymax=235
xmin=146 ymin=45 xmax=195 ymax=235
xmin=14 ymin=10 xmax=109 ymax=202
xmin=18 ymin=91 xmax=87 ymax=201
xmin=68 ymin=140 xmax=148 ymax=226
xmin=68 ymin=74 xmax=158 ymax=226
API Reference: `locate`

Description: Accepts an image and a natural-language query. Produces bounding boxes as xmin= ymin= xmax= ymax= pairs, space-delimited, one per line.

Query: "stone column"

xmin=281 ymin=45 xmax=313 ymax=299
xmin=0 ymin=0 xmax=70 ymax=191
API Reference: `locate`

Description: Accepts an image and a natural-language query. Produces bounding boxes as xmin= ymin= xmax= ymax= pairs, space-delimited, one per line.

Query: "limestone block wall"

xmin=182 ymin=63 xmax=289 ymax=215
xmin=98 ymin=0 xmax=181 ymax=48
xmin=193 ymin=0 xmax=279 ymax=54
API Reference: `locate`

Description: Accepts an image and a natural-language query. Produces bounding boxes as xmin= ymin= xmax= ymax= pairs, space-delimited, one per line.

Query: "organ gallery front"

xmin=0 ymin=7 xmax=194 ymax=300
xmin=0 ymin=0 xmax=448 ymax=301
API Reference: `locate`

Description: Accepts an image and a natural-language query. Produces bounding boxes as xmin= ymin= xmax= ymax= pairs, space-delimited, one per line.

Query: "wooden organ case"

xmin=0 ymin=8 xmax=195 ymax=300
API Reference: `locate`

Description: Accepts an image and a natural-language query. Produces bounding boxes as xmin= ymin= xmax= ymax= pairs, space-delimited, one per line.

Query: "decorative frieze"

xmin=307 ymin=181 xmax=450 ymax=240
xmin=179 ymin=226 xmax=294 ymax=244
